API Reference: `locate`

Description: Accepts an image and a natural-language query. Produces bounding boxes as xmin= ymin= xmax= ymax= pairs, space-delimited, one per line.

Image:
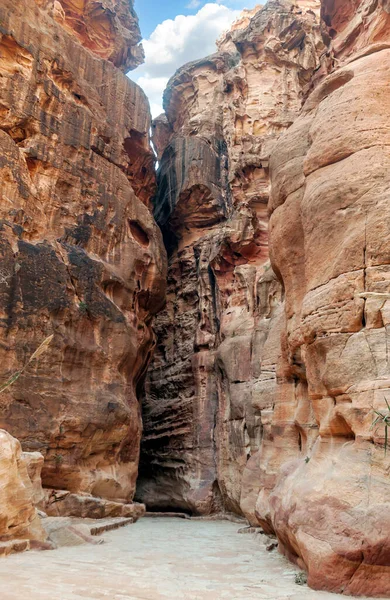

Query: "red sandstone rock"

xmin=137 ymin=0 xmax=323 ymax=515
xmin=0 ymin=0 xmax=166 ymax=505
xmin=22 ymin=451 xmax=45 ymax=507
xmin=43 ymin=489 xmax=145 ymax=520
xmin=140 ymin=0 xmax=390 ymax=595
xmin=34 ymin=0 xmax=144 ymax=71
xmin=151 ymin=115 xmax=173 ymax=161
xmin=253 ymin=0 xmax=390 ymax=594
xmin=0 ymin=0 xmax=389 ymax=593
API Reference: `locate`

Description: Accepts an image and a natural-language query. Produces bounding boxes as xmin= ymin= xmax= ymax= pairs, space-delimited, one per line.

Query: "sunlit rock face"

xmin=136 ymin=0 xmax=324 ymax=515
xmin=33 ymin=0 xmax=144 ymax=70
xmin=0 ymin=430 xmax=46 ymax=544
xmin=0 ymin=0 xmax=166 ymax=503
xmin=256 ymin=0 xmax=390 ymax=594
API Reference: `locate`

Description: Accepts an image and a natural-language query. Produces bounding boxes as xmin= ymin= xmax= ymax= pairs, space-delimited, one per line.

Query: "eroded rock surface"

xmin=1 ymin=0 xmax=389 ymax=592
xmin=34 ymin=0 xmax=144 ymax=70
xmin=137 ymin=0 xmax=324 ymax=515
xmin=43 ymin=489 xmax=145 ymax=520
xmin=0 ymin=430 xmax=45 ymax=544
xmin=257 ymin=0 xmax=390 ymax=594
xmin=138 ymin=0 xmax=390 ymax=595
xmin=0 ymin=0 xmax=166 ymax=505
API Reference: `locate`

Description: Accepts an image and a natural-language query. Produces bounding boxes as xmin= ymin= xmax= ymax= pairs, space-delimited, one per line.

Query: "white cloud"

xmin=130 ymin=3 xmax=247 ymax=118
xmin=216 ymin=0 xmax=250 ymax=4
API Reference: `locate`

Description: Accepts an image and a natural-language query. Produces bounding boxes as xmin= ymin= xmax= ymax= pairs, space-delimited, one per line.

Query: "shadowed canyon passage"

xmin=0 ymin=0 xmax=389 ymax=598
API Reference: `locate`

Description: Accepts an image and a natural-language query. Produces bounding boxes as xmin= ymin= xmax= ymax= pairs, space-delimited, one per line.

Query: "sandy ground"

xmin=0 ymin=517 xmax=375 ymax=600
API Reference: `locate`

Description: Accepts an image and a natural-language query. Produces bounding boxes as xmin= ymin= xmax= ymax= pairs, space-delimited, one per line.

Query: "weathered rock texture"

xmin=139 ymin=0 xmax=390 ymax=595
xmin=34 ymin=0 xmax=144 ymax=70
xmin=43 ymin=489 xmax=145 ymax=520
xmin=137 ymin=0 xmax=324 ymax=514
xmin=0 ymin=0 xmax=166 ymax=506
xmin=0 ymin=429 xmax=45 ymax=544
xmin=259 ymin=0 xmax=390 ymax=594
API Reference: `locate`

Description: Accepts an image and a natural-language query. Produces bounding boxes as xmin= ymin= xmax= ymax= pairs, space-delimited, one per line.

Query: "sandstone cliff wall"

xmin=1 ymin=0 xmax=389 ymax=591
xmin=137 ymin=0 xmax=324 ymax=514
xmin=0 ymin=0 xmax=166 ymax=507
xmin=138 ymin=0 xmax=390 ymax=595
xmin=260 ymin=0 xmax=390 ymax=594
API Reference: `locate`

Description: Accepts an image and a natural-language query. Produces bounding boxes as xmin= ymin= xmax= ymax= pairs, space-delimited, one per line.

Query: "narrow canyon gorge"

xmin=0 ymin=0 xmax=389 ymax=597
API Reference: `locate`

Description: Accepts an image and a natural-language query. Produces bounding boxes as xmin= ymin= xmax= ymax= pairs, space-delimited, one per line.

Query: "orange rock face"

xmin=0 ymin=0 xmax=389 ymax=591
xmin=34 ymin=0 xmax=144 ymax=70
xmin=137 ymin=0 xmax=324 ymax=515
xmin=0 ymin=0 xmax=166 ymax=504
xmin=138 ymin=0 xmax=390 ymax=595
xmin=0 ymin=430 xmax=45 ymax=543
xmin=259 ymin=0 xmax=390 ymax=594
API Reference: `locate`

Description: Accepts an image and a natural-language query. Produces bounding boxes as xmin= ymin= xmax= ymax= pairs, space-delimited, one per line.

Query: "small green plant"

xmin=0 ymin=334 xmax=54 ymax=393
xmin=78 ymin=301 xmax=88 ymax=314
xmin=304 ymin=456 xmax=310 ymax=464
xmin=371 ymin=396 xmax=390 ymax=454
xmin=54 ymin=454 xmax=64 ymax=469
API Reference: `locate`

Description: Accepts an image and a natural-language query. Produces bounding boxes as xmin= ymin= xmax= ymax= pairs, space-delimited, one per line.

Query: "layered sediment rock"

xmin=0 ymin=0 xmax=166 ymax=505
xmin=256 ymin=0 xmax=390 ymax=594
xmin=43 ymin=489 xmax=145 ymax=520
xmin=1 ymin=0 xmax=389 ymax=591
xmin=34 ymin=0 xmax=144 ymax=70
xmin=137 ymin=0 xmax=324 ymax=514
xmin=139 ymin=0 xmax=390 ymax=594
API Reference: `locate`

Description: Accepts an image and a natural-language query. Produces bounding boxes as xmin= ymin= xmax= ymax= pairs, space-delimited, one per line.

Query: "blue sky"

xmin=131 ymin=1 xmax=254 ymax=116
xmin=134 ymin=0 xmax=202 ymax=38
xmin=134 ymin=0 xmax=251 ymax=37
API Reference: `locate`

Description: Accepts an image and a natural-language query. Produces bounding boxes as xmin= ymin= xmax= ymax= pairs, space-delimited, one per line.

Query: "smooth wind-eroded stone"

xmin=0 ymin=430 xmax=45 ymax=543
xmin=0 ymin=0 xmax=166 ymax=505
xmin=259 ymin=4 xmax=390 ymax=594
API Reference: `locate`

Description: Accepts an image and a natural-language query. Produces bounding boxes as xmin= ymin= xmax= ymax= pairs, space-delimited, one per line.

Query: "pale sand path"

xmin=0 ymin=518 xmax=378 ymax=600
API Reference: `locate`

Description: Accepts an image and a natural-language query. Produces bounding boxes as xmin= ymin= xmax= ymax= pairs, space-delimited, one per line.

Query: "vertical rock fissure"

xmin=0 ymin=0 xmax=388 ymax=594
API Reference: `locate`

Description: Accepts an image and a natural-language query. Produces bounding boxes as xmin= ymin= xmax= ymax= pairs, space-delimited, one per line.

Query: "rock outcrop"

xmin=0 ymin=430 xmax=46 ymax=545
xmin=0 ymin=0 xmax=166 ymax=506
xmin=137 ymin=0 xmax=324 ymax=514
xmin=43 ymin=489 xmax=145 ymax=520
xmin=257 ymin=0 xmax=390 ymax=594
xmin=34 ymin=0 xmax=144 ymax=70
xmin=138 ymin=0 xmax=390 ymax=595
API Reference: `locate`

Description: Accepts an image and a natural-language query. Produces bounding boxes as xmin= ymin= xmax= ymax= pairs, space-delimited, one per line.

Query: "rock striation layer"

xmin=138 ymin=0 xmax=390 ymax=595
xmin=258 ymin=0 xmax=390 ymax=594
xmin=0 ymin=0 xmax=166 ymax=506
xmin=137 ymin=0 xmax=324 ymax=515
